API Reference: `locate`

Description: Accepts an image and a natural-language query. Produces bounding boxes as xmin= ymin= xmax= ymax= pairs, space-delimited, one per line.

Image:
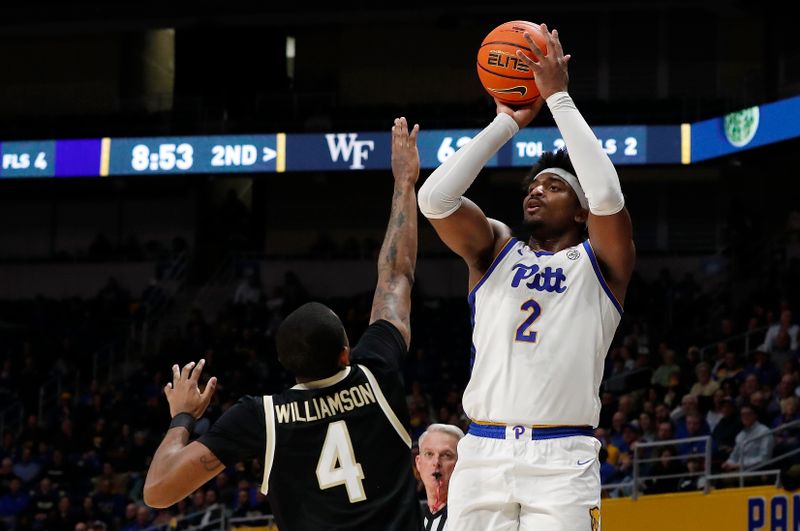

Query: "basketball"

xmin=477 ymin=20 xmax=548 ymax=105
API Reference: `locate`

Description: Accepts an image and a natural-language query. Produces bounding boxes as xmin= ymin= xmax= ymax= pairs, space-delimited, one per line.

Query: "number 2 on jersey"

xmin=515 ymin=299 xmax=542 ymax=342
xmin=316 ymin=420 xmax=366 ymax=503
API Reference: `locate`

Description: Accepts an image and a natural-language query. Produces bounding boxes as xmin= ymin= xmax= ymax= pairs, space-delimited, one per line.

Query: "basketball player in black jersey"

xmin=143 ymin=117 xmax=423 ymax=531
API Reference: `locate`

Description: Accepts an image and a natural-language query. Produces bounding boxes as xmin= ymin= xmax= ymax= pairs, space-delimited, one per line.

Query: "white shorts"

xmin=448 ymin=425 xmax=602 ymax=531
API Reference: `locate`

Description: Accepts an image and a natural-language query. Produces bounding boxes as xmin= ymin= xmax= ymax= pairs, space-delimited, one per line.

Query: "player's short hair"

xmin=418 ymin=423 xmax=465 ymax=449
xmin=521 ymin=148 xmax=578 ymax=198
xmin=276 ymin=302 xmax=348 ymax=380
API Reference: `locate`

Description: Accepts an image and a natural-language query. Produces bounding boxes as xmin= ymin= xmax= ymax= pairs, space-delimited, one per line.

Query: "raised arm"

xmin=418 ymin=101 xmax=544 ymax=286
xmin=369 ymin=117 xmax=420 ymax=349
xmin=143 ymin=360 xmax=223 ymax=508
xmin=519 ymin=25 xmax=635 ymax=303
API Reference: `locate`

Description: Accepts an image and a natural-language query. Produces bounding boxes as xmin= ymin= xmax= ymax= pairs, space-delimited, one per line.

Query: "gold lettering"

xmin=358 ymin=384 xmax=375 ymax=405
xmin=275 ymin=403 xmax=292 ymax=423
xmin=304 ymin=401 xmax=318 ymax=421
xmin=327 ymin=394 xmax=343 ymax=415
xmin=350 ymin=387 xmax=364 ymax=407
xmin=318 ymin=397 xmax=332 ymax=418
xmin=340 ymin=390 xmax=354 ymax=411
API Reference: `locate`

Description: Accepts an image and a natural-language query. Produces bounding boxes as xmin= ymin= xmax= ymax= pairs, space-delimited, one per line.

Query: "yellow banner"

xmin=602 ymin=486 xmax=799 ymax=531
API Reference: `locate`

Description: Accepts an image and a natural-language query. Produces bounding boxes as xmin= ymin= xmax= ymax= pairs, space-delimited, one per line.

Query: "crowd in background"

xmin=0 ymin=209 xmax=798 ymax=530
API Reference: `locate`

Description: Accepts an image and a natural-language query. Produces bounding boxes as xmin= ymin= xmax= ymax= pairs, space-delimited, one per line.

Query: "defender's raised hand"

xmin=391 ymin=117 xmax=420 ymax=187
xmin=165 ymin=359 xmax=217 ymax=418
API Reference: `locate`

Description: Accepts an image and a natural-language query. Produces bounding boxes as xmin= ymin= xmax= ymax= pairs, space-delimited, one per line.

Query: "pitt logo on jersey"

xmin=510 ymin=263 xmax=567 ymax=293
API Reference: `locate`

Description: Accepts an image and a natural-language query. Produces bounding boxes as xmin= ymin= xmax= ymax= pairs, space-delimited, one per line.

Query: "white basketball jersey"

xmin=463 ymin=237 xmax=622 ymax=427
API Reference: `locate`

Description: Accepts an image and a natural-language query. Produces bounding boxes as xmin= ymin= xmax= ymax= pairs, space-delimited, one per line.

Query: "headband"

xmin=533 ymin=167 xmax=588 ymax=209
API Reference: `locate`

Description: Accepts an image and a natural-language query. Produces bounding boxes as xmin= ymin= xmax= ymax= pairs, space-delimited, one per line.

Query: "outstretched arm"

xmin=519 ymin=25 xmax=635 ymax=303
xmin=143 ymin=360 xmax=223 ymax=508
xmin=418 ymin=100 xmax=544 ymax=287
xmin=369 ymin=117 xmax=420 ymax=349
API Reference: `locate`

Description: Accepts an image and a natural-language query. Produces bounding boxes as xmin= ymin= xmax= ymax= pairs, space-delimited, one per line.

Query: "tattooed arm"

xmin=369 ymin=117 xmax=420 ymax=349
xmin=144 ymin=360 xmax=223 ymax=508
xmin=143 ymin=431 xmax=224 ymax=508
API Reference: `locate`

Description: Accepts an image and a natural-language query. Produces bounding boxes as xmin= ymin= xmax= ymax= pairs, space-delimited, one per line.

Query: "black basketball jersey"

xmin=199 ymin=320 xmax=422 ymax=531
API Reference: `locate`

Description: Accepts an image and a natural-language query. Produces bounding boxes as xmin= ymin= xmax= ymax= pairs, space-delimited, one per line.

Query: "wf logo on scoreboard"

xmin=325 ymin=134 xmax=375 ymax=170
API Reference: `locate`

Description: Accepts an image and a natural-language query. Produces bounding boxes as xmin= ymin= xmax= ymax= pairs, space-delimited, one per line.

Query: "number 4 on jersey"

xmin=316 ymin=421 xmax=366 ymax=503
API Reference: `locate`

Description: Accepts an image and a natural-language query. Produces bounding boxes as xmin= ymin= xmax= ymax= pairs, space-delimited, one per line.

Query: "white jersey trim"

xmin=260 ymin=395 xmax=277 ymax=495
xmin=467 ymin=237 xmax=518 ymax=303
xmin=582 ymin=239 xmax=624 ymax=315
xmin=358 ymin=364 xmax=412 ymax=448
xmin=291 ymin=367 xmax=351 ymax=390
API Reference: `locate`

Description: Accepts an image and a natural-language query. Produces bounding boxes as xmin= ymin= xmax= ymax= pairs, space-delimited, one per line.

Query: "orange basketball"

xmin=477 ymin=20 xmax=548 ymax=105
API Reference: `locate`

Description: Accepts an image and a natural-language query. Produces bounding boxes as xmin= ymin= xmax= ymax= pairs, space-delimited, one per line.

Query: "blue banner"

xmin=690 ymin=95 xmax=800 ymax=163
xmin=2 ymin=94 xmax=798 ymax=179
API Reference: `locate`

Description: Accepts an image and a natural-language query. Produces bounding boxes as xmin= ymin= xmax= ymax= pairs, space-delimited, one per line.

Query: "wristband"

xmin=169 ymin=412 xmax=196 ymax=433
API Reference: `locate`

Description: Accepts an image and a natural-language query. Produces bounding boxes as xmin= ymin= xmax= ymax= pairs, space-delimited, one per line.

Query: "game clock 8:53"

xmin=131 ymin=143 xmax=193 ymax=172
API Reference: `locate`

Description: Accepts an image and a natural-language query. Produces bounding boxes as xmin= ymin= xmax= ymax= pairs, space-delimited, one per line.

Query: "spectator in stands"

xmin=712 ymin=396 xmax=742 ymax=463
xmin=51 ymin=495 xmax=79 ymax=531
xmin=689 ymin=362 xmax=719 ymax=398
xmin=677 ymin=413 xmax=714 ymax=459
xmin=0 ymin=457 xmax=14 ymax=492
xmin=714 ymin=350 xmax=744 ymax=383
xmin=232 ymin=487 xmax=260 ymax=520
xmin=644 ymin=446 xmax=683 ymax=495
xmin=637 ymin=412 xmax=656 ymax=443
xmin=119 ymin=503 xmax=137 ymax=531
xmin=28 ymin=477 xmax=59 ymax=529
xmin=0 ymin=477 xmax=30 ymax=528
xmin=769 ymin=375 xmax=800 ymax=419
xmin=651 ymin=345 xmax=680 ymax=389
xmin=654 ymin=402 xmax=672 ymax=427
xmin=598 ymin=392 xmax=617 ymax=429
xmin=722 ymin=404 xmax=774 ymax=471
xmin=656 ymin=421 xmax=675 ymax=444
xmin=706 ymin=389 xmax=727 ymax=431
xmin=20 ymin=415 xmax=45 ymax=450
xmin=743 ymin=349 xmax=780 ymax=389
xmin=12 ymin=445 xmax=41 ymax=486
xmin=763 ymin=309 xmax=799 ymax=354
xmin=121 ymin=505 xmax=152 ymax=531
xmin=619 ymin=423 xmax=641 ymax=455
xmin=211 ymin=471 xmax=236 ymax=507
xmin=677 ymin=458 xmax=706 ymax=492
xmin=772 ymin=397 xmax=800 ymax=463
xmin=609 ymin=411 xmax=627 ymax=450
xmin=598 ymin=447 xmax=619 ymax=491
xmin=91 ymin=478 xmax=125 ymax=527
xmin=619 ymin=345 xmax=636 ymax=372
xmin=738 ymin=373 xmax=760 ymax=405
xmin=672 ymin=394 xmax=709 ymax=439
xmin=679 ymin=346 xmax=702 ymax=383
xmin=594 ymin=427 xmax=620 ymax=467
xmin=749 ymin=389 xmax=772 ymax=425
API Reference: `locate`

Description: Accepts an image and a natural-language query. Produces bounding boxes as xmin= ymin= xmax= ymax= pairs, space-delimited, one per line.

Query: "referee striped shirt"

xmin=422 ymin=505 xmax=447 ymax=531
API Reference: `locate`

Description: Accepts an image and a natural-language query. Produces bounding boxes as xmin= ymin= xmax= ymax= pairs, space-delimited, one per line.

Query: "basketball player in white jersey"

xmin=417 ymin=26 xmax=635 ymax=530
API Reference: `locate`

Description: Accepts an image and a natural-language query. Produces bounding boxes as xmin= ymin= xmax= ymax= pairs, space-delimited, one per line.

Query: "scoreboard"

xmin=0 ymin=125 xmax=680 ymax=179
xmin=2 ymin=94 xmax=798 ymax=179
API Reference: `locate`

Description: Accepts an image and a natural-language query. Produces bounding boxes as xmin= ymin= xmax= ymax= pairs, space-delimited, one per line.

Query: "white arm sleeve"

xmin=547 ymin=92 xmax=625 ymax=216
xmin=417 ymin=113 xmax=519 ymax=219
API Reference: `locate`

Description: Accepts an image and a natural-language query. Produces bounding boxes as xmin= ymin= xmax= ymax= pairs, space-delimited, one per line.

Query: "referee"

xmin=415 ymin=424 xmax=464 ymax=531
